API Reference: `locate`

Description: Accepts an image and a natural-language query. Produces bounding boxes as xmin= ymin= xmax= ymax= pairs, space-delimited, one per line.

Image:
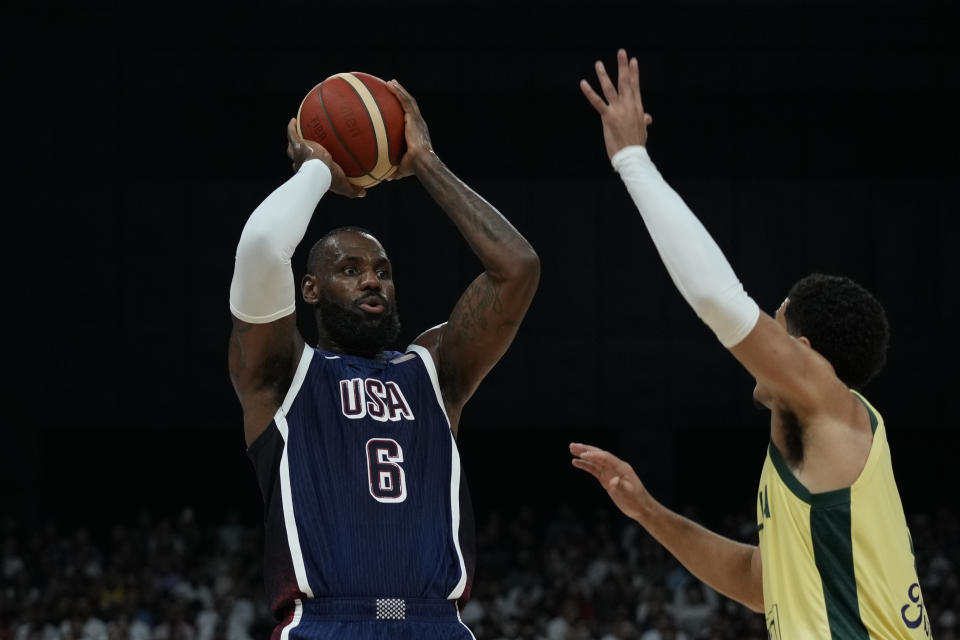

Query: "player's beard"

xmin=317 ymin=293 xmax=401 ymax=358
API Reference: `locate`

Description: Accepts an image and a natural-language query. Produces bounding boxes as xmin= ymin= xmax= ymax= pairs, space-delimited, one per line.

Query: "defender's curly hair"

xmin=783 ymin=274 xmax=889 ymax=390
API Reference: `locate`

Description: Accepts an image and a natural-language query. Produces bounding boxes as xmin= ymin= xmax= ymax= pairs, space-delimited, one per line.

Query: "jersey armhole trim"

xmin=768 ymin=441 xmax=851 ymax=508
xmin=280 ymin=344 xmax=315 ymax=418
xmin=769 ymin=391 xmax=886 ymax=507
xmin=245 ymin=344 xmax=315 ymax=452
xmin=405 ymin=344 xmax=452 ymax=429
xmin=848 ymin=391 xmax=886 ymax=492
xmin=405 ymin=343 xmax=466 ymax=599
xmin=851 ymin=390 xmax=879 ymax=434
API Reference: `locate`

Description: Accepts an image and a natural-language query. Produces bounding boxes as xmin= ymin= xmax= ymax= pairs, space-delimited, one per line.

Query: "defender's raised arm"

xmin=580 ymin=49 xmax=852 ymax=427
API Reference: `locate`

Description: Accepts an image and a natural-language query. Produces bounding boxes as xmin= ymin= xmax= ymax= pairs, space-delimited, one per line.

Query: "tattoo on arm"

xmin=440 ymin=276 xmax=524 ymax=404
xmin=417 ymin=155 xmax=538 ymax=409
xmin=417 ymin=157 xmax=524 ymax=257
xmin=449 ymin=277 xmax=506 ymax=343
xmin=457 ymin=188 xmax=517 ymax=245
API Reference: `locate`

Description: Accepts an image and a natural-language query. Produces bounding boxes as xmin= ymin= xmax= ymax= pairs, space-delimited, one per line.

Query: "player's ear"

xmin=301 ymin=274 xmax=319 ymax=304
xmin=796 ymin=335 xmax=812 ymax=348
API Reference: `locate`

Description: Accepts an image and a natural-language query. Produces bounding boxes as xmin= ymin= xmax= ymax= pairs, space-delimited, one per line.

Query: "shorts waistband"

xmin=299 ymin=597 xmax=459 ymax=621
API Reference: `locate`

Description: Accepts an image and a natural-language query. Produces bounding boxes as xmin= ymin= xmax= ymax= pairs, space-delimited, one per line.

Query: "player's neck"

xmin=316 ymin=338 xmax=386 ymax=361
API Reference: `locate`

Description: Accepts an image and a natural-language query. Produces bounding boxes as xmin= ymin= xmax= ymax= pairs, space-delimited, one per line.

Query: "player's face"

xmin=308 ymin=231 xmax=401 ymax=356
xmin=318 ymin=231 xmax=396 ymax=308
xmin=752 ymin=298 xmax=791 ymax=409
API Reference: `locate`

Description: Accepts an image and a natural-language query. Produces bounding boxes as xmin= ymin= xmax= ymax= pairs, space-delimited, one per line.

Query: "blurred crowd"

xmin=1 ymin=502 xmax=957 ymax=640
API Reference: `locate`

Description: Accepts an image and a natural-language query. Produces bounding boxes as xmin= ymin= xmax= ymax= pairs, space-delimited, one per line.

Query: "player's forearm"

xmin=229 ymin=159 xmax=331 ymax=323
xmin=612 ymin=146 xmax=759 ymax=348
xmin=638 ymin=496 xmax=763 ymax=612
xmin=413 ymin=152 xmax=539 ymax=284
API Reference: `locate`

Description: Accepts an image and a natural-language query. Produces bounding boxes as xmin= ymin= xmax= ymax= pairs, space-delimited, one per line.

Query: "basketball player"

xmin=571 ymin=49 xmax=931 ymax=638
xmin=228 ymin=79 xmax=539 ymax=639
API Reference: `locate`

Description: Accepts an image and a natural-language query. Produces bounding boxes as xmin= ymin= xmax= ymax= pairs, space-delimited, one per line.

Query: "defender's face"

xmin=752 ymin=298 xmax=791 ymax=408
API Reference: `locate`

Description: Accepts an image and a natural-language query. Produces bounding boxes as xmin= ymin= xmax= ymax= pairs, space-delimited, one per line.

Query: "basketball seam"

xmin=356 ymin=76 xmax=400 ymax=170
xmin=336 ymin=75 xmax=382 ymax=183
xmin=316 ymin=81 xmax=370 ymax=179
xmin=335 ymin=73 xmax=398 ymax=184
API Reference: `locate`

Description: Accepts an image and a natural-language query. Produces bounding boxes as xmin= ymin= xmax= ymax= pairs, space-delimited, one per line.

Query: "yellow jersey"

xmin=756 ymin=391 xmax=931 ymax=639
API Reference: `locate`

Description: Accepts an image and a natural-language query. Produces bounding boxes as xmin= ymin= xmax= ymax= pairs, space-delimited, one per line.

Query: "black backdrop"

xmin=3 ymin=0 xmax=957 ymax=531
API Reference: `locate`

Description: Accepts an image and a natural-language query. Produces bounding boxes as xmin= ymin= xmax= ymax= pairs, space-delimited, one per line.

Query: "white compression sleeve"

xmin=229 ymin=159 xmax=332 ymax=324
xmin=611 ymin=146 xmax=760 ymax=347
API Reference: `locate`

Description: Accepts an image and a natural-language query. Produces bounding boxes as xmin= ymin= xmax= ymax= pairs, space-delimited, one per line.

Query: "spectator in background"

xmin=668 ymin=580 xmax=719 ymax=638
xmin=0 ymin=502 xmax=956 ymax=639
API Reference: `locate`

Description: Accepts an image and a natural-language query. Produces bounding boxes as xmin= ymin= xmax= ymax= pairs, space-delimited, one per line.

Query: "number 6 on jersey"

xmin=366 ymin=438 xmax=407 ymax=503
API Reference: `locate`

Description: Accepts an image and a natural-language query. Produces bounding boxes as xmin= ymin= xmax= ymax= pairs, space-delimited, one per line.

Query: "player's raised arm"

xmin=386 ymin=80 xmax=540 ymax=434
xmin=580 ymin=50 xmax=849 ymax=423
xmin=228 ymin=119 xmax=363 ymax=445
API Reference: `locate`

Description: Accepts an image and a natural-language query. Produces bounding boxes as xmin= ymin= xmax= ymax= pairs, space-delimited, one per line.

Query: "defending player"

xmin=228 ymin=79 xmax=539 ymax=639
xmin=571 ymin=49 xmax=931 ymax=638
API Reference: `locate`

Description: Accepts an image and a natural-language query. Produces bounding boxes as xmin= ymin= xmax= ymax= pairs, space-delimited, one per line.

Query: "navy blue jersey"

xmin=247 ymin=344 xmax=476 ymax=630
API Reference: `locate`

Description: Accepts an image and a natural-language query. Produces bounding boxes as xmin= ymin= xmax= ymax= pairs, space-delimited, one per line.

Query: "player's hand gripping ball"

xmin=296 ymin=72 xmax=406 ymax=188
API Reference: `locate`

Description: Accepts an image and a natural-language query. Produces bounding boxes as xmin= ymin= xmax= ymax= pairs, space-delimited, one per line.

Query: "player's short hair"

xmin=307 ymin=226 xmax=379 ymax=274
xmin=784 ymin=273 xmax=889 ymax=390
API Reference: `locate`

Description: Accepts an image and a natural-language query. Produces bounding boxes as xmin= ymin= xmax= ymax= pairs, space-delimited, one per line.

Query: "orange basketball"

xmin=296 ymin=72 xmax=406 ymax=188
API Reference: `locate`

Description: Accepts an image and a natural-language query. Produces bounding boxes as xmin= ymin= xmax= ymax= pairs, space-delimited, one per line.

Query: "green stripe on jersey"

xmin=767 ymin=442 xmax=850 ymax=508
xmin=810 ymin=500 xmax=870 ymax=640
xmin=853 ymin=394 xmax=879 ymax=434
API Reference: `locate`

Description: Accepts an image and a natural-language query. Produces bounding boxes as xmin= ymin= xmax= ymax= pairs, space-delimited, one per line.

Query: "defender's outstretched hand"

xmin=580 ymin=48 xmax=653 ymax=160
xmin=286 ymin=118 xmax=365 ymax=198
xmin=385 ymin=79 xmax=434 ymax=180
xmin=570 ymin=443 xmax=651 ymax=522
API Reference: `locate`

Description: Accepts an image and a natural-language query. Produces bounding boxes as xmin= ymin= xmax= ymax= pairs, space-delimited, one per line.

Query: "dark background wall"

xmin=3 ymin=0 xmax=957 ymax=531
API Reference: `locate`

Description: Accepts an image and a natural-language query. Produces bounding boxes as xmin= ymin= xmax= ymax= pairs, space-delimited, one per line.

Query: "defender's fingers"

xmin=629 ymin=57 xmax=643 ymax=102
xmin=577 ymin=449 xmax=624 ymax=467
xmin=582 ymin=451 xmax=636 ymax=478
xmin=570 ymin=442 xmax=604 ymax=455
xmin=579 ymin=80 xmax=608 ymax=113
xmin=571 ymin=458 xmax=605 ymax=482
xmin=574 ymin=455 xmax=617 ymax=479
xmin=616 ymin=49 xmax=631 ymax=97
xmin=595 ymin=60 xmax=619 ymax=104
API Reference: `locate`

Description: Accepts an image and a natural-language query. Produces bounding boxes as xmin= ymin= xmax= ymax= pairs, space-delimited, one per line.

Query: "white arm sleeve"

xmin=611 ymin=145 xmax=760 ymax=347
xmin=229 ymin=159 xmax=332 ymax=324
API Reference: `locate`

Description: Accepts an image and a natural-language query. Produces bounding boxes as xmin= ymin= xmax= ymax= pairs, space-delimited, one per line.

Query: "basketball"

xmin=296 ymin=72 xmax=406 ymax=188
